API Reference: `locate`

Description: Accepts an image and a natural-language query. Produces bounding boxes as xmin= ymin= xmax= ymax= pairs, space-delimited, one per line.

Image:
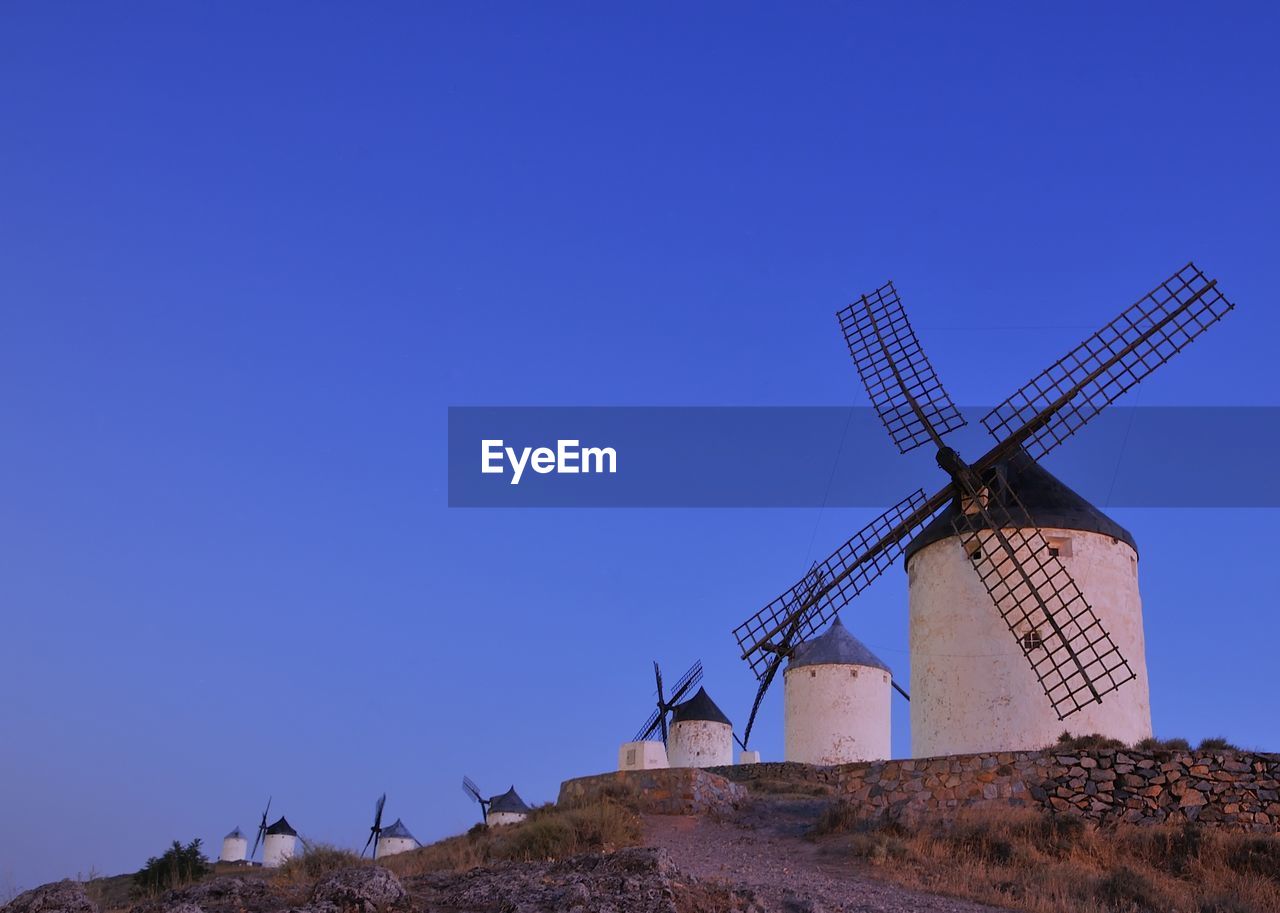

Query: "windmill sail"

xmin=634 ymin=659 xmax=702 ymax=742
xmin=733 ymin=489 xmax=934 ymax=678
xmin=981 ymin=262 xmax=1234 ymax=462
xmin=950 ymin=474 xmax=1136 ymax=719
xmin=837 ymin=281 xmax=967 ymax=453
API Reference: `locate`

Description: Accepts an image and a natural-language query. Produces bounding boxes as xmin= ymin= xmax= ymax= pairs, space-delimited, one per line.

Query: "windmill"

xmin=633 ymin=659 xmax=703 ymax=745
xmin=733 ymin=263 xmax=1235 ymax=753
xmin=360 ymin=793 xmax=386 ymax=858
xmin=461 ymin=775 xmax=491 ymax=825
xmin=463 ymin=777 xmax=531 ymax=826
xmin=248 ymin=797 xmax=271 ymax=863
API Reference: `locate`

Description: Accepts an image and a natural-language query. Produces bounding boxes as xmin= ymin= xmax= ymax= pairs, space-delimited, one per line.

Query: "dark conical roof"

xmin=671 ymin=686 xmax=732 ymax=727
xmin=488 ymin=786 xmax=531 ymax=814
xmin=788 ymin=616 xmax=891 ymax=673
xmin=224 ymin=827 xmax=245 ymax=840
xmin=380 ymin=818 xmax=416 ymax=841
xmin=903 ymin=449 xmax=1137 ymax=564
xmin=265 ymin=816 xmax=297 ymax=837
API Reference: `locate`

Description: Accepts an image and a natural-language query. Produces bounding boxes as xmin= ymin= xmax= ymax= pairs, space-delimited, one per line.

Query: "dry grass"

xmin=382 ymin=790 xmax=642 ymax=878
xmin=272 ymin=842 xmax=369 ymax=892
xmin=812 ymin=802 xmax=1280 ymax=913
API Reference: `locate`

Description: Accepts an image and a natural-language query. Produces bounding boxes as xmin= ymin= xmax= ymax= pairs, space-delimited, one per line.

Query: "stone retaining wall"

xmin=713 ymin=748 xmax=1280 ymax=831
xmin=557 ymin=767 xmax=747 ymax=816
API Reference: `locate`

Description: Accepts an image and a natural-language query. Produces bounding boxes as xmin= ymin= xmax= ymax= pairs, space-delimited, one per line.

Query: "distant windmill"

xmin=249 ymin=797 xmax=271 ymax=863
xmin=461 ymin=776 xmax=491 ymax=824
xmin=633 ymin=659 xmax=703 ymax=745
xmin=733 ymin=262 xmax=1235 ymax=756
xmin=360 ymin=793 xmax=386 ymax=858
xmin=463 ymin=777 xmax=530 ymax=826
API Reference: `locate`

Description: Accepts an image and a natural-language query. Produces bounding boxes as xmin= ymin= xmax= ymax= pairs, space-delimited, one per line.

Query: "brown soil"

xmin=643 ymin=797 xmax=1002 ymax=913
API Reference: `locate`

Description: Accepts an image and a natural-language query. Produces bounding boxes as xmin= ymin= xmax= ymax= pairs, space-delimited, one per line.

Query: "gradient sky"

xmin=2 ymin=2 xmax=1278 ymax=894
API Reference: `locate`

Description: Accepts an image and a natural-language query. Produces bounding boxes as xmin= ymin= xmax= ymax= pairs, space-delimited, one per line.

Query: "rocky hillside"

xmin=7 ymin=753 xmax=1280 ymax=913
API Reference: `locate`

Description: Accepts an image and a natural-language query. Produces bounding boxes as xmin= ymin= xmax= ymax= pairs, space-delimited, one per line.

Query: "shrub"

xmin=811 ymin=800 xmax=885 ymax=837
xmin=1227 ymin=836 xmax=1280 ymax=880
xmin=1198 ymin=737 xmax=1242 ymax=752
xmin=1055 ymin=731 xmax=1125 ymax=751
xmin=1133 ymin=736 xmax=1193 ymax=752
xmin=497 ymin=817 xmax=577 ymax=861
xmin=273 ymin=843 xmax=366 ymax=888
xmin=133 ymin=839 xmax=209 ymax=896
xmin=1096 ymin=866 xmax=1164 ymax=911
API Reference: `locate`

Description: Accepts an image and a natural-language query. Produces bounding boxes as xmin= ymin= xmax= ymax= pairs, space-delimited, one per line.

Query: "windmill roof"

xmin=265 ymin=816 xmax=297 ymax=837
xmin=380 ymin=819 xmax=416 ymax=841
xmin=903 ymin=449 xmax=1137 ymax=564
xmin=488 ymin=786 xmax=531 ymax=814
xmin=788 ymin=617 xmax=891 ymax=673
xmin=671 ymin=686 xmax=732 ymax=727
xmin=224 ymin=827 xmax=245 ymax=840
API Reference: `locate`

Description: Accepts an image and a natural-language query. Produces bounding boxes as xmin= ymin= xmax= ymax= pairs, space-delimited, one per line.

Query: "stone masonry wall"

xmin=714 ymin=748 xmax=1280 ymax=831
xmin=557 ymin=767 xmax=747 ymax=816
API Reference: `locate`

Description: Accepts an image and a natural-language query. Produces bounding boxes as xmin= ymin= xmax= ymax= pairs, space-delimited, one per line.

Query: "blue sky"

xmin=2 ymin=2 xmax=1278 ymax=893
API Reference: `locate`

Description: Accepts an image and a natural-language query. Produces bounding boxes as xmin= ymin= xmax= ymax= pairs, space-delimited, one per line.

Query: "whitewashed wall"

xmin=908 ymin=527 xmax=1152 ymax=757
xmin=784 ymin=662 xmax=891 ymax=764
xmin=667 ymin=719 xmax=733 ymax=768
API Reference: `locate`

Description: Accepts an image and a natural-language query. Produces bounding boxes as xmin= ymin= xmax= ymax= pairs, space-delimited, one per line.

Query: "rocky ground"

xmin=4 ymin=795 xmax=999 ymax=913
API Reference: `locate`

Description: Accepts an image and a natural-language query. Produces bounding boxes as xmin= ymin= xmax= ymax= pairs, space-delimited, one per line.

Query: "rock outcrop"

xmin=402 ymin=847 xmax=764 ymax=913
xmin=3 ymin=881 xmax=97 ymax=913
xmin=557 ymin=768 xmax=747 ymax=816
xmin=309 ymin=868 xmax=404 ymax=913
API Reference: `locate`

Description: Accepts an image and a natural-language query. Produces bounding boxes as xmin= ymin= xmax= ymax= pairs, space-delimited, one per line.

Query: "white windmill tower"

xmin=667 ymin=687 xmax=734 ymax=768
xmin=218 ymin=827 xmax=248 ymax=863
xmin=261 ymin=816 xmax=298 ymax=867
xmin=905 ymin=451 xmax=1151 ymax=755
xmin=375 ymin=820 xmax=419 ymax=858
xmin=732 ymin=264 xmax=1234 ymax=758
xmin=783 ymin=616 xmax=892 ymax=764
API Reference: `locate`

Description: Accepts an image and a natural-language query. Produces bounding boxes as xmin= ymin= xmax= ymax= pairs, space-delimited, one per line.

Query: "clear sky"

xmin=2 ymin=2 xmax=1278 ymax=894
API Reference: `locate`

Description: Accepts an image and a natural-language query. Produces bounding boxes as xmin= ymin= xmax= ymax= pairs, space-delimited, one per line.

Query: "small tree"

xmin=133 ymin=839 xmax=209 ymax=896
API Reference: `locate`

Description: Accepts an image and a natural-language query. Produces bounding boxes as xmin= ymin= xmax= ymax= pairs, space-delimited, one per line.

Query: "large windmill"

xmin=733 ymin=263 xmax=1235 ymax=753
xmin=633 ymin=659 xmax=704 ymax=745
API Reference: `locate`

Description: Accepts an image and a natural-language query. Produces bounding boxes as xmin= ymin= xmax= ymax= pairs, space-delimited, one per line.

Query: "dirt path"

xmin=643 ymin=798 xmax=1003 ymax=913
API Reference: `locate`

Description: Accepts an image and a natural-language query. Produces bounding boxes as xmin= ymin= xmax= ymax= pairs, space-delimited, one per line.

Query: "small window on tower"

xmin=1046 ymin=536 xmax=1072 ymax=558
xmin=1020 ymin=629 xmax=1044 ymax=651
xmin=969 ymin=545 xmax=983 ymax=561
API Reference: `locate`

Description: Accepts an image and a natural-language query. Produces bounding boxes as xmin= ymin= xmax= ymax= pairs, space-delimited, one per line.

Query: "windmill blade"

xmin=981 ymin=262 xmax=1234 ymax=463
xmin=666 ymin=660 xmax=704 ymax=705
xmin=837 ymin=280 xmax=967 ymax=454
xmin=950 ymin=477 xmax=1136 ymax=720
xmin=462 ymin=776 xmax=483 ymax=803
xmin=374 ymin=793 xmax=386 ymax=830
xmin=733 ymin=489 xmax=937 ymax=678
xmin=654 ymin=662 xmax=668 ymax=743
xmin=738 ymin=569 xmax=819 ymax=748
xmin=362 ymin=792 xmax=386 ymax=858
xmin=740 ymin=654 xmax=783 ymax=749
xmin=250 ymin=796 xmax=271 ymax=859
xmin=634 ymin=702 xmax=665 ymax=743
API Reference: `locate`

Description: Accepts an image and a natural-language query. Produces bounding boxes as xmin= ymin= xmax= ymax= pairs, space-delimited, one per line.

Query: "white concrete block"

xmin=618 ymin=740 xmax=669 ymax=770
